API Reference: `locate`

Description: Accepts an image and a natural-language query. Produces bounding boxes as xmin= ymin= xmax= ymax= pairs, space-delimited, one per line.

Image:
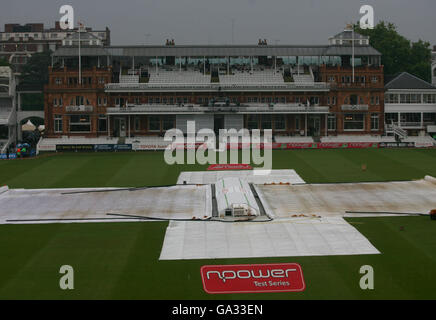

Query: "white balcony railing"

xmin=105 ymin=82 xmax=330 ymax=92
xmin=106 ymin=103 xmax=330 ymax=115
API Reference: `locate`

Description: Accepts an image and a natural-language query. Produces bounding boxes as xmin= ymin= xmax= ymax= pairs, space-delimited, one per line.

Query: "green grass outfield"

xmin=0 ymin=149 xmax=435 ymax=299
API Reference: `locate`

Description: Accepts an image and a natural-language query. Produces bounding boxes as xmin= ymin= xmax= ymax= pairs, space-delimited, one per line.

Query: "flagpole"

xmin=352 ymin=23 xmax=355 ymax=83
xmin=78 ymin=22 xmax=82 ymax=85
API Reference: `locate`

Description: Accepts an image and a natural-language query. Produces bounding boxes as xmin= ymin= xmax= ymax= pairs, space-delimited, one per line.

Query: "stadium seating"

xmin=148 ymin=70 xmax=210 ymax=84
xmin=293 ymin=74 xmax=314 ymax=83
xmin=219 ymin=70 xmax=284 ymax=84
xmin=119 ymin=75 xmax=139 ymax=84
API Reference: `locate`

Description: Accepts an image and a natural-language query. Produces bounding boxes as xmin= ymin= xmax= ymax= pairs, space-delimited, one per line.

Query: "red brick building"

xmin=44 ymin=27 xmax=385 ymax=138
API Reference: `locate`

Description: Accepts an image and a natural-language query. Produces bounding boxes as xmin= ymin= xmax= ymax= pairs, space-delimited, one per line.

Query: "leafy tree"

xmin=19 ymin=50 xmax=52 ymax=88
xmin=355 ymin=21 xmax=431 ymax=82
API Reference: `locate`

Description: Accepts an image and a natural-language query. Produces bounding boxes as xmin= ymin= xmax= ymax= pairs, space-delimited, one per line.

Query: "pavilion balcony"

xmin=106 ymin=103 xmax=330 ymax=115
xmin=104 ymin=82 xmax=330 ymax=93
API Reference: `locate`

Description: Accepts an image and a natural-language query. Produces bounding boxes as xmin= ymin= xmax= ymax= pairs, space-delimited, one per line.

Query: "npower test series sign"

xmin=201 ymin=263 xmax=305 ymax=294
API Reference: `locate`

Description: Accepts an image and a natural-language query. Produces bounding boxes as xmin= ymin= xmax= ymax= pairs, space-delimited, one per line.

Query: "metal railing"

xmin=106 ymin=103 xmax=330 ymax=114
xmin=105 ymin=82 xmax=330 ymax=92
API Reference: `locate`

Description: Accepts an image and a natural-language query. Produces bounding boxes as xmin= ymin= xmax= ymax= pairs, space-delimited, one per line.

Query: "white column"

xmin=421 ymin=112 xmax=424 ymax=128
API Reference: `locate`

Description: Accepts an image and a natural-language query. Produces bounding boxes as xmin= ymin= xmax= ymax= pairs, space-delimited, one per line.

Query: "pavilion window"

xmin=423 ymin=94 xmax=436 ymax=103
xmin=386 ymin=94 xmax=399 ymax=103
xmin=385 ymin=113 xmax=398 ymax=124
xmin=148 ymin=116 xmax=161 ymax=131
xmin=400 ymin=113 xmax=420 ymax=125
xmin=327 ymin=114 xmax=336 ymax=131
xmin=69 ymin=115 xmax=91 ymax=132
xmin=343 ymin=113 xmax=364 ymax=130
xmin=371 ymin=113 xmax=379 ymax=130
xmin=274 ymin=115 xmax=286 ymax=131
xmin=54 ymin=115 xmax=63 ymax=133
xmin=98 ymin=115 xmax=107 ymax=132
xmin=76 ymin=96 xmax=84 ymax=106
xmin=247 ymin=115 xmax=259 ymax=130
xmin=163 ymin=116 xmax=176 ymax=131
xmin=423 ymin=113 xmax=436 ymax=124
xmin=134 ymin=116 xmax=141 ymax=131
xmin=261 ymin=115 xmax=272 ymax=130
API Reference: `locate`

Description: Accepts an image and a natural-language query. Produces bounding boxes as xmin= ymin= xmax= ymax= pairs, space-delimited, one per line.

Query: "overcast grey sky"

xmin=1 ymin=0 xmax=435 ymax=46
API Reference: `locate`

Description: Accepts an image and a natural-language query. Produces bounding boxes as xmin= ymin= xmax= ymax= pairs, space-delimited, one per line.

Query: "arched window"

xmin=349 ymin=94 xmax=358 ymax=105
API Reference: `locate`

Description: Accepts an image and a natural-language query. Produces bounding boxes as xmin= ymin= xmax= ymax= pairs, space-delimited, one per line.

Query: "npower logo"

xmin=201 ymin=263 xmax=305 ymax=294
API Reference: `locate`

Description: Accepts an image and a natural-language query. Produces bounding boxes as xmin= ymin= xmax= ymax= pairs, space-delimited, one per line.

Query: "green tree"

xmin=19 ymin=50 xmax=52 ymax=88
xmin=356 ymin=21 xmax=431 ymax=82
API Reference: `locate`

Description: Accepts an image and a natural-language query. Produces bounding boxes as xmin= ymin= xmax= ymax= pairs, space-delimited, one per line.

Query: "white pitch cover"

xmin=159 ymin=217 xmax=380 ymax=260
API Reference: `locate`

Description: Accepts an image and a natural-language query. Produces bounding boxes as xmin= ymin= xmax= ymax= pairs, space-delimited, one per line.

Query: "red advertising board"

xmin=207 ymin=164 xmax=252 ymax=171
xmin=201 ymin=263 xmax=305 ymax=294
